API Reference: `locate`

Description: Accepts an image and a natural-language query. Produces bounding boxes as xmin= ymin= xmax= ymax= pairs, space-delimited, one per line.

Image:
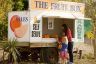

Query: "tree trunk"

xmin=3 ymin=50 xmax=4 ymax=64
xmin=93 ymin=21 xmax=96 ymax=59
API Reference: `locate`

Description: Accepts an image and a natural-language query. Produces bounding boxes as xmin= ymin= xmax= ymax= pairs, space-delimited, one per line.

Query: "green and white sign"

xmin=75 ymin=19 xmax=84 ymax=42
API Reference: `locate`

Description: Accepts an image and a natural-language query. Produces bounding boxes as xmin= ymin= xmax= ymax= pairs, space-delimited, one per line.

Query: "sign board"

xmin=8 ymin=11 xmax=30 ymax=42
xmin=29 ymin=0 xmax=85 ymax=14
xmin=30 ymin=13 xmax=42 ymax=42
xmin=48 ymin=18 xmax=54 ymax=29
xmin=75 ymin=19 xmax=84 ymax=42
xmin=8 ymin=11 xmax=42 ymax=43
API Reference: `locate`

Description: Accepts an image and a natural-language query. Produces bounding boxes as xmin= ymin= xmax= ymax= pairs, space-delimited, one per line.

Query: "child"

xmin=58 ymin=32 xmax=68 ymax=64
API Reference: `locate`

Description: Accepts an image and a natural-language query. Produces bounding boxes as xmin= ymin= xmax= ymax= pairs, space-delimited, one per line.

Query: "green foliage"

xmin=0 ymin=21 xmax=8 ymax=41
xmin=85 ymin=2 xmax=96 ymax=19
xmin=0 ymin=0 xmax=13 ymax=41
xmin=12 ymin=0 xmax=24 ymax=11
xmin=3 ymin=40 xmax=20 ymax=63
xmin=58 ymin=0 xmax=84 ymax=2
xmin=0 ymin=22 xmax=3 ymax=40
xmin=85 ymin=31 xmax=94 ymax=39
xmin=0 ymin=0 xmax=13 ymax=21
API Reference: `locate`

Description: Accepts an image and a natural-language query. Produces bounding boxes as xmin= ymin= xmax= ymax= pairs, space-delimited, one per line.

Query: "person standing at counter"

xmin=62 ymin=24 xmax=73 ymax=64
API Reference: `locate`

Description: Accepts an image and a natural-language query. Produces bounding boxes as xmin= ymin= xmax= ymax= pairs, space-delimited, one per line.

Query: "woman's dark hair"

xmin=62 ymin=24 xmax=68 ymax=36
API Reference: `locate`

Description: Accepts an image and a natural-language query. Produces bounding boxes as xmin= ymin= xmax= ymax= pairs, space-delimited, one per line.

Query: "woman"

xmin=62 ymin=24 xmax=73 ymax=64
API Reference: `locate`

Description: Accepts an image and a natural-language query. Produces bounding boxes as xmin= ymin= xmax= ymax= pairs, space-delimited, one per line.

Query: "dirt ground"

xmin=74 ymin=52 xmax=96 ymax=64
xmin=74 ymin=58 xmax=96 ymax=64
xmin=74 ymin=43 xmax=96 ymax=64
xmin=19 ymin=58 xmax=96 ymax=64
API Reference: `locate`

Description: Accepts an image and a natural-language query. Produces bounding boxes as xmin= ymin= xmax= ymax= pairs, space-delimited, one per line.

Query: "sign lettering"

xmin=32 ymin=19 xmax=41 ymax=37
xmin=77 ymin=20 xmax=82 ymax=39
xmin=30 ymin=0 xmax=85 ymax=14
xmin=20 ymin=17 xmax=28 ymax=22
xmin=35 ymin=1 xmax=48 ymax=9
xmin=33 ymin=24 xmax=39 ymax=30
xmin=32 ymin=31 xmax=40 ymax=37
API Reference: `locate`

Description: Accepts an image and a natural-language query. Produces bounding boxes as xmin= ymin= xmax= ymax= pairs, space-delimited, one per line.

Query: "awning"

xmin=42 ymin=11 xmax=84 ymax=19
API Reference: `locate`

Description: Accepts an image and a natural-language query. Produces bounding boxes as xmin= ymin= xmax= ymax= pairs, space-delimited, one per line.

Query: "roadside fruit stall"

xmin=8 ymin=0 xmax=85 ymax=63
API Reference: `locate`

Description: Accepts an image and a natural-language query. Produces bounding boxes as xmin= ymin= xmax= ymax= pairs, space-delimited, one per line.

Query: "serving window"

xmin=42 ymin=17 xmax=75 ymax=38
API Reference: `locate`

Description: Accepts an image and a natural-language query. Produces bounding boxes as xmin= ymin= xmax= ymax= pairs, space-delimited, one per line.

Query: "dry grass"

xmin=74 ymin=53 xmax=96 ymax=64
